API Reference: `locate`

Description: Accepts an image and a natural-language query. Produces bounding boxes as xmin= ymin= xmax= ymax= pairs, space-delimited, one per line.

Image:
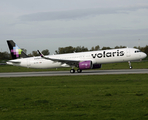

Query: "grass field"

xmin=0 ymin=75 xmax=148 ymax=120
xmin=0 ymin=61 xmax=148 ymax=73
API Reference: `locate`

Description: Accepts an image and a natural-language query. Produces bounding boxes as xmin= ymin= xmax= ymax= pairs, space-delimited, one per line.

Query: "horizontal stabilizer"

xmin=6 ymin=61 xmax=21 ymax=65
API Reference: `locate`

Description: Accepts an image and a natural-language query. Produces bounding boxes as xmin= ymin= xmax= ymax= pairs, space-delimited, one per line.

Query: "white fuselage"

xmin=7 ymin=48 xmax=147 ymax=69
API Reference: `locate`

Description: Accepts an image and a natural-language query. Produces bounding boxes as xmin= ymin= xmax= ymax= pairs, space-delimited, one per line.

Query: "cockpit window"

xmin=135 ymin=50 xmax=141 ymax=53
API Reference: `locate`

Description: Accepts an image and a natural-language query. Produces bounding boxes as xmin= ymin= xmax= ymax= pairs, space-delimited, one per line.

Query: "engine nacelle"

xmin=92 ymin=64 xmax=102 ymax=69
xmin=79 ymin=61 xmax=102 ymax=70
xmin=79 ymin=61 xmax=92 ymax=70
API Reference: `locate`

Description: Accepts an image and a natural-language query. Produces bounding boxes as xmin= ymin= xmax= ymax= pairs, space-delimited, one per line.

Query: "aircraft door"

xmin=126 ymin=49 xmax=131 ymax=57
xmin=27 ymin=60 xmax=31 ymax=68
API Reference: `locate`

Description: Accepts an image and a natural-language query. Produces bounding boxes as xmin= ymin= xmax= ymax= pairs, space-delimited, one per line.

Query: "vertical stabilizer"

xmin=7 ymin=40 xmax=28 ymax=59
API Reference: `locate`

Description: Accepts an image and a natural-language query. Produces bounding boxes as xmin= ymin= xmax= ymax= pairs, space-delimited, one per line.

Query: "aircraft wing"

xmin=37 ymin=50 xmax=80 ymax=66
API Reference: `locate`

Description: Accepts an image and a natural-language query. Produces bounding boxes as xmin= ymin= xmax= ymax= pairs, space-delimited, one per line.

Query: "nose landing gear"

xmin=128 ymin=61 xmax=133 ymax=69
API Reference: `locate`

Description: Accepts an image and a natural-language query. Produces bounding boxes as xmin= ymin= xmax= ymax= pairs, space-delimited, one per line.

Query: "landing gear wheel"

xmin=70 ymin=69 xmax=75 ymax=73
xmin=77 ymin=69 xmax=82 ymax=73
xmin=130 ymin=66 xmax=133 ymax=69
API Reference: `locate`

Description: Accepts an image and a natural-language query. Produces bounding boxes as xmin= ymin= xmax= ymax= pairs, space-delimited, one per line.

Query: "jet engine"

xmin=79 ymin=61 xmax=102 ymax=70
xmin=79 ymin=61 xmax=92 ymax=70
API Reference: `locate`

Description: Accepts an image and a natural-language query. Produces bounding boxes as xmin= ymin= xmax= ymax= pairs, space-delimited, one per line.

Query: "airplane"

xmin=6 ymin=40 xmax=147 ymax=73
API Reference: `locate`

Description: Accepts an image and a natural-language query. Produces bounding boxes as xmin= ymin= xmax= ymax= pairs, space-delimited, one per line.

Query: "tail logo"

xmin=11 ymin=45 xmax=22 ymax=58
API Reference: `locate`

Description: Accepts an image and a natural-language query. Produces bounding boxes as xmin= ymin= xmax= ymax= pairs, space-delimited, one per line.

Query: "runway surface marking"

xmin=0 ymin=69 xmax=148 ymax=77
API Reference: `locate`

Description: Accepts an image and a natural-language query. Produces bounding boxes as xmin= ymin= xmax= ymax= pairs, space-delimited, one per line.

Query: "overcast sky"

xmin=1 ymin=0 xmax=148 ymax=54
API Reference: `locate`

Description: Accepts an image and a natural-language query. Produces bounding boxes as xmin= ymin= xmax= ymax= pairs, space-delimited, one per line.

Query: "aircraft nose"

xmin=145 ymin=53 xmax=147 ymax=58
xmin=142 ymin=52 xmax=147 ymax=59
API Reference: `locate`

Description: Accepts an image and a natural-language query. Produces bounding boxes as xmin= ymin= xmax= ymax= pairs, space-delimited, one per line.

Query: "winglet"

xmin=37 ymin=50 xmax=44 ymax=57
xmin=37 ymin=50 xmax=53 ymax=60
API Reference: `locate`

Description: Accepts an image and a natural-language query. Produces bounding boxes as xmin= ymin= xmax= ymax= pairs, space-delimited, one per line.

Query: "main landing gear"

xmin=70 ymin=69 xmax=82 ymax=73
xmin=128 ymin=61 xmax=133 ymax=69
xmin=70 ymin=69 xmax=75 ymax=73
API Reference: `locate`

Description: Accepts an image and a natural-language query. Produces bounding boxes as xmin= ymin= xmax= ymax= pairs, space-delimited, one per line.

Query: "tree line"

xmin=0 ymin=45 xmax=148 ymax=60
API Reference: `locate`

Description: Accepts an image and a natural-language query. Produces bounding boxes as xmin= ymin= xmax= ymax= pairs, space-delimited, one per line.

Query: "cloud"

xmin=19 ymin=9 xmax=116 ymax=21
xmin=19 ymin=5 xmax=148 ymax=21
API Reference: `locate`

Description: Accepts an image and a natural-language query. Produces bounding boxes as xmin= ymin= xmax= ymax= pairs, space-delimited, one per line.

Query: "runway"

xmin=0 ymin=69 xmax=148 ymax=77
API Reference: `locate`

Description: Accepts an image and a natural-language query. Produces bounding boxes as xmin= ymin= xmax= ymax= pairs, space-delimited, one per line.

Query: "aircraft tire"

xmin=70 ymin=69 xmax=75 ymax=73
xmin=130 ymin=66 xmax=133 ymax=69
xmin=77 ymin=69 xmax=82 ymax=73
